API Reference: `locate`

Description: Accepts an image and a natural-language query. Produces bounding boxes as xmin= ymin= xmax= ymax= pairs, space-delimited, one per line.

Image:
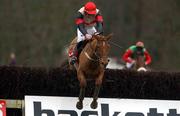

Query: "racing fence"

xmin=0 ymin=66 xmax=180 ymax=115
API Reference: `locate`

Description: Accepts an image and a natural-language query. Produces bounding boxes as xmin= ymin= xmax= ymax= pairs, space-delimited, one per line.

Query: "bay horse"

xmin=132 ymin=52 xmax=147 ymax=72
xmin=68 ymin=34 xmax=113 ymax=109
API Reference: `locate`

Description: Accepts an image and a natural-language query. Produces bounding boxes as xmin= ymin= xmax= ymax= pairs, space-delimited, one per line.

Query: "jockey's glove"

xmin=85 ymin=34 xmax=92 ymax=40
xmin=145 ymin=62 xmax=148 ymax=65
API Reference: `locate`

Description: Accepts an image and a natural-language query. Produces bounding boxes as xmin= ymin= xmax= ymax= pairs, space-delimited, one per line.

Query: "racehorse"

xmin=68 ymin=34 xmax=113 ymax=109
xmin=132 ymin=52 xmax=147 ymax=72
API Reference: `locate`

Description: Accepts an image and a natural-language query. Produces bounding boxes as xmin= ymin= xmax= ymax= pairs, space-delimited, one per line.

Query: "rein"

xmin=84 ymin=51 xmax=99 ymax=61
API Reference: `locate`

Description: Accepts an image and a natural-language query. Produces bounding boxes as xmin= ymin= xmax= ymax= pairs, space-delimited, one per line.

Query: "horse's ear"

xmin=106 ymin=33 xmax=113 ymax=41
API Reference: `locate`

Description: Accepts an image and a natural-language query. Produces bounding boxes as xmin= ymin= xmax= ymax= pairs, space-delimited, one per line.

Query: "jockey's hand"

xmin=85 ymin=34 xmax=92 ymax=40
xmin=145 ymin=62 xmax=148 ymax=65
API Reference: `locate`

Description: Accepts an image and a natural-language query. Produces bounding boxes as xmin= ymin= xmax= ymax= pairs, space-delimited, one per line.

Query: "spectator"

xmin=9 ymin=52 xmax=16 ymax=66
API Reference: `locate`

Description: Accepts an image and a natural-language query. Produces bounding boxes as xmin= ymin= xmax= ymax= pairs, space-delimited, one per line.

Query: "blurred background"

xmin=0 ymin=0 xmax=180 ymax=71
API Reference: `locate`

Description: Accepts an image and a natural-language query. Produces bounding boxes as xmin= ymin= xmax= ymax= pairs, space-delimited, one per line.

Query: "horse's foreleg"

xmin=90 ymin=73 xmax=104 ymax=109
xmin=76 ymin=87 xmax=85 ymax=110
xmin=79 ymin=87 xmax=85 ymax=101
xmin=90 ymin=84 xmax=101 ymax=109
xmin=76 ymin=70 xmax=86 ymax=110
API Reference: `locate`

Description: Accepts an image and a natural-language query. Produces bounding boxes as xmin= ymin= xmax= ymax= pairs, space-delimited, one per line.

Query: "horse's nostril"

xmin=100 ymin=61 xmax=108 ymax=69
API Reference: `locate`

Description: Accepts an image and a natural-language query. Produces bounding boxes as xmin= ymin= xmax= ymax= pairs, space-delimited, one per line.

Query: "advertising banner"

xmin=25 ymin=96 xmax=180 ymax=116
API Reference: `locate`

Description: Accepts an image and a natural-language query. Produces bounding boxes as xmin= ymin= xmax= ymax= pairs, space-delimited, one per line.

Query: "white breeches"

xmin=77 ymin=26 xmax=97 ymax=43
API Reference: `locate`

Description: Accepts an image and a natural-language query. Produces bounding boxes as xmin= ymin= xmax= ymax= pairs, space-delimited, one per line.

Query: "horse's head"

xmin=91 ymin=33 xmax=113 ymax=68
xmin=136 ymin=54 xmax=145 ymax=67
xmin=133 ymin=53 xmax=146 ymax=71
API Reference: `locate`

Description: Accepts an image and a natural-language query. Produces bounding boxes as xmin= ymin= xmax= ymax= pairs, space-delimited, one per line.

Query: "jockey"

xmin=122 ymin=41 xmax=152 ymax=69
xmin=70 ymin=1 xmax=104 ymax=65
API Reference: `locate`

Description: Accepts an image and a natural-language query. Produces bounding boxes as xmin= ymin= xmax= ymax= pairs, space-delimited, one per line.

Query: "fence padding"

xmin=0 ymin=66 xmax=179 ymax=99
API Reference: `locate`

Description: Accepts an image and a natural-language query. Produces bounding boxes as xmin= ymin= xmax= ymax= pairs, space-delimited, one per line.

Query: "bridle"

xmin=83 ymin=36 xmax=109 ymax=64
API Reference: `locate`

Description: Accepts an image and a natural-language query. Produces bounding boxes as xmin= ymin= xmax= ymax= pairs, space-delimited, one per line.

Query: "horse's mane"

xmin=83 ymin=36 xmax=98 ymax=52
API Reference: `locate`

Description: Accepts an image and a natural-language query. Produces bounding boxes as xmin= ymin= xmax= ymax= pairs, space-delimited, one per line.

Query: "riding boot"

xmin=70 ymin=41 xmax=87 ymax=65
xmin=77 ymin=40 xmax=87 ymax=53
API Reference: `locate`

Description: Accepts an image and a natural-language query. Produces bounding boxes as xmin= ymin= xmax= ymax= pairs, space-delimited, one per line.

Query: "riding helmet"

xmin=84 ymin=2 xmax=97 ymax=15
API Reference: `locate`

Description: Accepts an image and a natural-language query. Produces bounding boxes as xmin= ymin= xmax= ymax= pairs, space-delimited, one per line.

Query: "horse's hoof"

xmin=76 ymin=101 xmax=83 ymax=110
xmin=90 ymin=100 xmax=98 ymax=109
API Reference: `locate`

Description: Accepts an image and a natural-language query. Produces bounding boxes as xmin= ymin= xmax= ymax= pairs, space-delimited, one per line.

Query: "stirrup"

xmin=70 ymin=56 xmax=77 ymax=65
